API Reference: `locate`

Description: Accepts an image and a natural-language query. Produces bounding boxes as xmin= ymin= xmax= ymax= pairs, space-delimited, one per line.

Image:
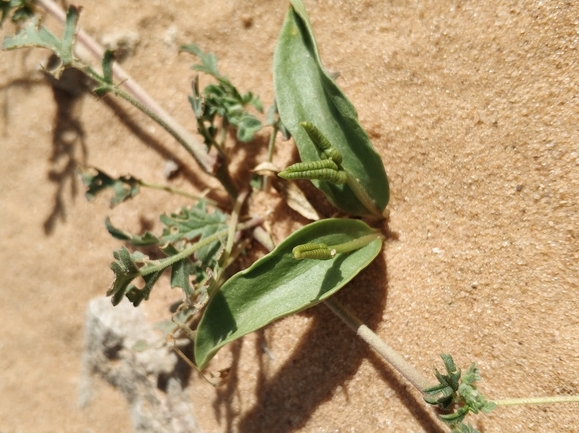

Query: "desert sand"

xmin=1 ymin=1 xmax=578 ymax=432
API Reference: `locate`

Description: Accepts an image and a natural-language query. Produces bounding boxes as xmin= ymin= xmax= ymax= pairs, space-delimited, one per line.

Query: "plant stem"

xmin=37 ymin=0 xmax=216 ymax=174
xmin=96 ymin=78 xmax=236 ymax=193
xmin=331 ymin=233 xmax=383 ymax=254
xmin=259 ymin=230 xmax=431 ymax=393
xmin=323 ymin=297 xmax=434 ymax=392
xmin=344 ymin=172 xmax=383 ymax=218
xmin=140 ymin=216 xmax=262 ymax=276
xmin=495 ymin=396 xmax=579 ymax=406
xmin=263 ymin=124 xmax=279 ymax=192
xmin=221 ymin=189 xmax=249 ymax=265
xmin=137 ymin=180 xmax=218 ymax=205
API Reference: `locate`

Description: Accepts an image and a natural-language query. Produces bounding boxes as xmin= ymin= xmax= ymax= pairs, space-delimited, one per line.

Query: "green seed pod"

xmin=292 ymin=243 xmax=335 ymax=260
xmin=300 ymin=121 xmax=343 ymax=164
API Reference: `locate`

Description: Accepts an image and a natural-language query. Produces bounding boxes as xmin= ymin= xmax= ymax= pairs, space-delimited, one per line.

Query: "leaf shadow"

xmin=226 ymin=126 xmax=270 ymax=189
xmin=213 ymin=241 xmax=445 ymax=433
xmin=42 ymin=65 xmax=89 ymax=234
xmin=99 ymin=95 xmax=225 ymax=206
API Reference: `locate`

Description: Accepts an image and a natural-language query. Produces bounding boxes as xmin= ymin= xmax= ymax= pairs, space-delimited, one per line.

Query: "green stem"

xmin=36 ymin=0 xmax=216 ymax=172
xmin=81 ymin=67 xmax=239 ymax=200
xmin=495 ymin=396 xmax=579 ymax=406
xmin=197 ymin=120 xmax=227 ymax=158
xmin=214 ymin=161 xmax=239 ymax=201
xmin=138 ymin=180 xmax=218 ymax=205
xmin=267 ymin=124 xmax=279 ymax=163
xmin=37 ymin=0 xmax=243 ymax=195
xmin=93 ymin=74 xmax=203 ymax=165
xmin=140 ymin=217 xmax=261 ymax=276
xmin=331 ymin=233 xmax=383 ymax=254
xmin=345 ymin=172 xmax=383 ymax=218
xmin=221 ymin=189 xmax=248 ymax=266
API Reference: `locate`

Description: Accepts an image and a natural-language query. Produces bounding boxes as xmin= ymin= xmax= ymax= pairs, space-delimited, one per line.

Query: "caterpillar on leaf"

xmin=292 ymin=243 xmax=336 ymax=260
xmin=300 ymin=121 xmax=343 ymax=164
xmin=278 ymin=159 xmax=347 ymax=184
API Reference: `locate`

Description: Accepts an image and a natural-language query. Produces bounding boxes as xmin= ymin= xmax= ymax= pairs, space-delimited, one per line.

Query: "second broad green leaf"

xmin=194 ymin=218 xmax=383 ymax=369
xmin=273 ymin=0 xmax=389 ymax=216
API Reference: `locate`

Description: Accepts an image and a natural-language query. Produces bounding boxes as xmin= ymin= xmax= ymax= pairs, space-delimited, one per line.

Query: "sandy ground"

xmin=1 ymin=1 xmax=579 ymax=432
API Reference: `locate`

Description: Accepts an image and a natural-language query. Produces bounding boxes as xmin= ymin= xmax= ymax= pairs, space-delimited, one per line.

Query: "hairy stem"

xmin=137 ymin=180 xmax=217 ymax=205
xmin=221 ymin=189 xmax=249 ymax=266
xmin=259 ymin=232 xmax=432 ymax=392
xmin=495 ymin=395 xmax=579 ymax=406
xmin=140 ymin=216 xmax=262 ymax=276
xmin=324 ymin=297 xmax=434 ymax=392
xmin=262 ymin=124 xmax=279 ymax=192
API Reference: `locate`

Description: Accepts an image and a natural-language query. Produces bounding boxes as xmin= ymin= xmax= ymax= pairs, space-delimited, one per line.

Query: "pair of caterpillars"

xmin=278 ymin=121 xmax=347 ymax=185
xmin=279 ymin=122 xmax=383 ymax=260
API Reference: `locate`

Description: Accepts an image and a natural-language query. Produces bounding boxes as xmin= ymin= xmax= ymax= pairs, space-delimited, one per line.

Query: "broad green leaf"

xmin=273 ymin=0 xmax=389 ymax=215
xmin=194 ymin=218 xmax=383 ymax=369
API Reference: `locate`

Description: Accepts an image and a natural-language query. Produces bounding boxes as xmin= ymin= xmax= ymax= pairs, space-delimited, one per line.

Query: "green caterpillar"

xmin=280 ymin=169 xmax=346 ymax=184
xmin=278 ymin=159 xmax=347 ymax=184
xmin=300 ymin=121 xmax=343 ymax=164
xmin=292 ymin=243 xmax=335 ymax=260
xmin=282 ymin=159 xmax=338 ymax=172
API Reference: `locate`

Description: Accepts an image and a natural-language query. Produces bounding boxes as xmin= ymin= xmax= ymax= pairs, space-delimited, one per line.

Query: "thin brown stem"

xmin=37 ymin=0 xmax=216 ymax=173
xmin=323 ymin=297 xmax=434 ymax=392
xmin=495 ymin=395 xmax=579 ymax=406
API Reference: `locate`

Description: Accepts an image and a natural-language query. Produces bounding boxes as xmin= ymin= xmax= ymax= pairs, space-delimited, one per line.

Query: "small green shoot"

xmin=181 ymin=43 xmax=263 ymax=146
xmin=424 ymin=354 xmax=496 ymax=433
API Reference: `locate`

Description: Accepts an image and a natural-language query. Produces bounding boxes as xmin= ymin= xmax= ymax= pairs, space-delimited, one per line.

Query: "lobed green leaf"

xmin=107 ymin=247 xmax=162 ymax=306
xmin=194 ymin=218 xmax=383 ymax=369
xmin=0 ymin=0 xmax=34 ymax=27
xmin=105 ymin=201 xmax=229 ymax=305
xmin=2 ymin=6 xmax=79 ymax=78
xmin=82 ymin=168 xmax=140 ymax=207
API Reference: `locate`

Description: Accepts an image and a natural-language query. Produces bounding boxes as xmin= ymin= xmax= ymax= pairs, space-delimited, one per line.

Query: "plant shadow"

xmin=212 ymin=234 xmax=445 ymax=433
xmin=42 ymin=65 xmax=89 ymax=234
xmin=100 ymin=94 xmax=223 ymax=205
xmin=20 ymin=56 xmax=222 ymax=234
